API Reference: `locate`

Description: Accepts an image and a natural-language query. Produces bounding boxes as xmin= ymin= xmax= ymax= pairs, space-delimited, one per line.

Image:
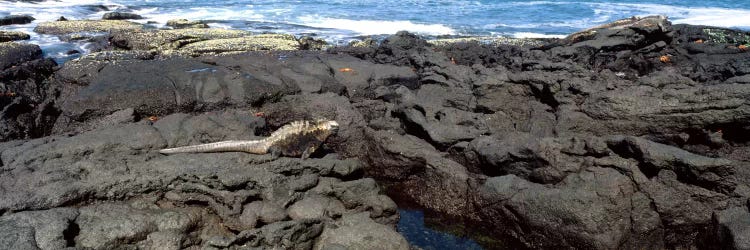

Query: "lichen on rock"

xmin=179 ymin=34 xmax=300 ymax=55
xmin=0 ymin=31 xmax=31 ymax=42
xmin=166 ymin=18 xmax=209 ymax=29
xmin=33 ymin=20 xmax=144 ymax=35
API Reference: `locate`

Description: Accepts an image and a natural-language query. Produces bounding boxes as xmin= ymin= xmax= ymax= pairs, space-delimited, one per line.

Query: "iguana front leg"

xmin=269 ymin=146 xmax=282 ymax=159
xmin=301 ymin=144 xmax=317 ymax=160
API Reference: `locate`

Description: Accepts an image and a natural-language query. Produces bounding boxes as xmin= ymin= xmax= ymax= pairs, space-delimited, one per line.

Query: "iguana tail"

xmin=159 ymin=140 xmax=267 ymax=154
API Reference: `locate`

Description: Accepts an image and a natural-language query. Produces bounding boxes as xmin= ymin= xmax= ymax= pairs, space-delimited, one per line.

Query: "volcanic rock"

xmin=166 ymin=18 xmax=208 ymax=29
xmin=102 ymin=12 xmax=144 ymax=20
xmin=0 ymin=14 xmax=34 ymax=26
xmin=0 ymin=31 xmax=30 ymax=42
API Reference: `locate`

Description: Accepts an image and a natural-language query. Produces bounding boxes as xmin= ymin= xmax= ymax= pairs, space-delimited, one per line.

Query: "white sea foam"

xmin=297 ymin=16 xmax=455 ymax=36
xmin=0 ymin=0 xmax=124 ymax=22
xmin=131 ymin=6 xmax=264 ymax=27
xmin=669 ymin=8 xmax=750 ymax=28
xmin=495 ymin=2 xmax=750 ymax=31
xmin=512 ymin=32 xmax=566 ymax=39
xmin=588 ymin=3 xmax=750 ymax=28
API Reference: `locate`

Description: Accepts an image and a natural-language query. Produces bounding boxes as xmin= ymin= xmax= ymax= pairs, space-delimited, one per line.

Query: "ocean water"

xmin=1 ymin=0 xmax=750 ymax=61
xmin=398 ymin=209 xmax=485 ymax=250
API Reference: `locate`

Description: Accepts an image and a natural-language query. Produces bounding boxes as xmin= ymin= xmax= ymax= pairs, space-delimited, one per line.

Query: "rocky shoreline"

xmin=1 ymin=14 xmax=750 ymax=249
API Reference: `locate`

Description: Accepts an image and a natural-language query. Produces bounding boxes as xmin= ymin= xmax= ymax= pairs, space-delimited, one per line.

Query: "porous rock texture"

xmin=0 ymin=110 xmax=404 ymax=249
xmin=1 ymin=16 xmax=750 ymax=249
xmin=0 ymin=42 xmax=57 ymax=142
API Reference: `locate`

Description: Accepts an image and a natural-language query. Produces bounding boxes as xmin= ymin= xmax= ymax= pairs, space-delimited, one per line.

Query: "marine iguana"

xmin=564 ymin=15 xmax=668 ymax=43
xmin=536 ymin=15 xmax=669 ymax=50
xmin=159 ymin=120 xmax=339 ymax=159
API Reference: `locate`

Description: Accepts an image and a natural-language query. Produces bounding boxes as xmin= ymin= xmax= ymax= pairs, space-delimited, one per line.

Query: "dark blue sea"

xmin=2 ymin=0 xmax=750 ymax=61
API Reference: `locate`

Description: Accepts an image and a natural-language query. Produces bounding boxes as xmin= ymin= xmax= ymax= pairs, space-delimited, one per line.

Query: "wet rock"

xmin=299 ymin=36 xmax=328 ymax=50
xmin=80 ymin=4 xmax=110 ymax=12
xmin=0 ymin=14 xmax=34 ymax=26
xmin=55 ymin=58 xmax=201 ymax=122
xmin=314 ymin=212 xmax=409 ymax=250
xmin=52 ymin=55 xmax=296 ymax=130
xmin=102 ymin=12 xmax=144 ymax=20
xmin=51 ymin=51 xmax=412 ymax=134
xmin=0 ymin=44 xmax=57 ymax=142
xmin=373 ymin=31 xmax=431 ymax=66
xmin=0 ymin=42 xmax=42 ymax=70
xmin=0 ymin=31 xmax=30 ymax=42
xmin=321 ymin=54 xmax=419 ymax=97
xmin=166 ymin=19 xmax=208 ymax=29
xmin=34 ymin=20 xmax=143 ymax=35
xmin=364 ymin=128 xmax=472 ymax=219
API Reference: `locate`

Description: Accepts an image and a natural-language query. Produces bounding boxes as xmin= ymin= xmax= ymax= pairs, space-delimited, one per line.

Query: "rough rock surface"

xmin=0 ymin=14 xmax=34 ymax=26
xmin=314 ymin=212 xmax=410 ymax=250
xmin=102 ymin=12 xmax=144 ymax=20
xmin=0 ymin=31 xmax=31 ymax=42
xmin=0 ymin=110 xmax=405 ymax=249
xmin=109 ymin=28 xmax=310 ymax=56
xmin=0 ymin=42 xmax=42 ymax=70
xmin=343 ymin=18 xmax=749 ymax=249
xmin=2 ymin=16 xmax=750 ymax=249
xmin=166 ymin=18 xmax=209 ymax=29
xmin=34 ymin=20 xmax=144 ymax=35
xmin=0 ymin=42 xmax=57 ymax=142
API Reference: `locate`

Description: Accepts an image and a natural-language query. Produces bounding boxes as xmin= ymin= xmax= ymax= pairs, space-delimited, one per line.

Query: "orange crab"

xmin=338 ymin=67 xmax=354 ymax=73
xmin=147 ymin=116 xmax=159 ymax=122
xmin=694 ymin=39 xmax=704 ymax=44
xmin=739 ymin=44 xmax=748 ymax=51
xmin=659 ymin=55 xmax=671 ymax=63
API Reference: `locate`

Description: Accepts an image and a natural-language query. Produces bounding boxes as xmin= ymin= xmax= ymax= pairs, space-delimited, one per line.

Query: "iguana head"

xmin=322 ymin=120 xmax=339 ymax=134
